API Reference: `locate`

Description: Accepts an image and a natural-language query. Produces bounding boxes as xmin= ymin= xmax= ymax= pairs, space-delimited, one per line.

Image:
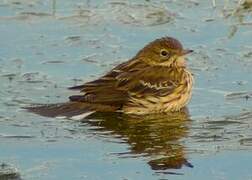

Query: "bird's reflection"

xmin=83 ymin=108 xmax=193 ymax=173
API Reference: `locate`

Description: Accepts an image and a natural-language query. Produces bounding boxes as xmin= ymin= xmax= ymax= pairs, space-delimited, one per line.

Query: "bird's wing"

xmin=68 ymin=59 xmax=142 ymax=106
xmin=68 ymin=59 xmax=180 ymax=107
xmin=116 ymin=65 xmax=180 ymax=98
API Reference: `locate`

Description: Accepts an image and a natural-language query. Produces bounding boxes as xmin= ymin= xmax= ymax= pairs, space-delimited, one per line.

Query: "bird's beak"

xmin=180 ymin=49 xmax=193 ymax=55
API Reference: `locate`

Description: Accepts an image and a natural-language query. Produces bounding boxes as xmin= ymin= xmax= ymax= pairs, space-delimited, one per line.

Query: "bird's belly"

xmin=123 ymin=94 xmax=191 ymax=115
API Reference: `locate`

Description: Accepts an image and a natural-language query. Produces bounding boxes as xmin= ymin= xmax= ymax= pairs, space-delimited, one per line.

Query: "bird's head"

xmin=136 ymin=37 xmax=193 ymax=68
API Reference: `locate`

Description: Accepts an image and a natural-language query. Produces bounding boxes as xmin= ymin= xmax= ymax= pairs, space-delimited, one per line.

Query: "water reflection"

xmin=84 ymin=109 xmax=193 ymax=173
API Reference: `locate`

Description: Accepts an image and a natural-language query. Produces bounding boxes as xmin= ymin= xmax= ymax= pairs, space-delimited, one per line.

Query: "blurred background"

xmin=1 ymin=0 xmax=252 ymax=179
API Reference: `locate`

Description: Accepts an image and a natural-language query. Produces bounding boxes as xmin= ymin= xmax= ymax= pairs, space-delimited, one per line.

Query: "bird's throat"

xmin=175 ymin=56 xmax=186 ymax=68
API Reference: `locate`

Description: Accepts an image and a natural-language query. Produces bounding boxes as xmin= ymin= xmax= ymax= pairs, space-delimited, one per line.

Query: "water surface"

xmin=1 ymin=0 xmax=252 ymax=179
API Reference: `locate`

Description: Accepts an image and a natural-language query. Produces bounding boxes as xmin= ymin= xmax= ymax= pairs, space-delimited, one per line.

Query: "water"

xmin=1 ymin=0 xmax=252 ymax=179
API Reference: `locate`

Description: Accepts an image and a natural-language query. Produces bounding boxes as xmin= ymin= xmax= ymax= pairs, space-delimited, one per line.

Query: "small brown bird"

xmin=26 ymin=37 xmax=193 ymax=118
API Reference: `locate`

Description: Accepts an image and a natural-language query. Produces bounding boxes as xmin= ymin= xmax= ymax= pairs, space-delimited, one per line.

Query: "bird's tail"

xmin=24 ymin=102 xmax=94 ymax=119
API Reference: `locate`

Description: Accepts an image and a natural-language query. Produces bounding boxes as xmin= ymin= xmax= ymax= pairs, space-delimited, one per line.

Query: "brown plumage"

xmin=26 ymin=37 xmax=193 ymax=118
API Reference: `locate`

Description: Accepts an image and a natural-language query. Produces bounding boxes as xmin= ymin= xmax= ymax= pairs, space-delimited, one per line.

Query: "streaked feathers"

xmin=26 ymin=37 xmax=193 ymax=117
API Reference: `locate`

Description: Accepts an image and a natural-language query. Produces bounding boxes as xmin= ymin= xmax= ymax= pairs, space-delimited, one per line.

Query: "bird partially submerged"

xmin=26 ymin=37 xmax=193 ymax=118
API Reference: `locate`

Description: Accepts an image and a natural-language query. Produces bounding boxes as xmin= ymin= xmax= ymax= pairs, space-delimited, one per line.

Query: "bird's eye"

xmin=160 ymin=49 xmax=169 ymax=57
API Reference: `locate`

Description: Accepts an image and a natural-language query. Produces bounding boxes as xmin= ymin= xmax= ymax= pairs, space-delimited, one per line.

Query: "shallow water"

xmin=1 ymin=0 xmax=252 ymax=179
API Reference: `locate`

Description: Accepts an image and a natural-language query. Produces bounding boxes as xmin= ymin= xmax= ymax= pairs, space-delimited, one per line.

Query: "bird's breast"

xmin=123 ymin=70 xmax=193 ymax=115
xmin=162 ymin=70 xmax=193 ymax=112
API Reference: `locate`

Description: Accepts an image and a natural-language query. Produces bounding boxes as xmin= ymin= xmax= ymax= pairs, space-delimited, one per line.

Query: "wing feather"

xmin=68 ymin=58 xmax=180 ymax=109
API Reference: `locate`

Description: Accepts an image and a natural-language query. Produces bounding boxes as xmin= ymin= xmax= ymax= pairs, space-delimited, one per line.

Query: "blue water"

xmin=1 ymin=0 xmax=252 ymax=179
